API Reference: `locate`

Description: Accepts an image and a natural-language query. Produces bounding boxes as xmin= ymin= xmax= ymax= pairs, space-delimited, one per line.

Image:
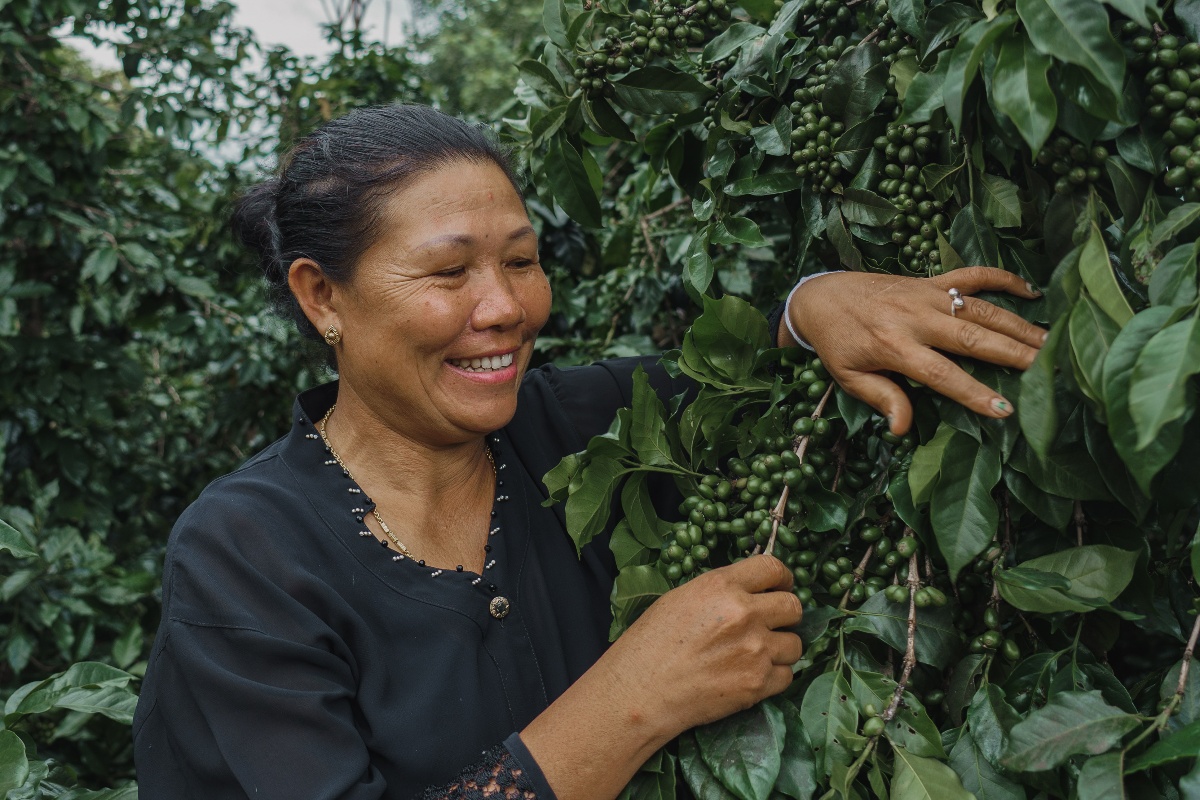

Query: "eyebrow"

xmin=415 ymin=225 xmax=537 ymax=253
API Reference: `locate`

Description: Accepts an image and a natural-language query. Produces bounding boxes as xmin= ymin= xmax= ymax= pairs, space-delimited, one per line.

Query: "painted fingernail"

xmin=1026 ymin=282 xmax=1042 ymax=297
xmin=991 ymin=398 xmax=1013 ymax=416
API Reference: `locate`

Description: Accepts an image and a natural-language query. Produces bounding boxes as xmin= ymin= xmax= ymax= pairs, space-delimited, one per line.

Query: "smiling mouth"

xmin=447 ymin=353 xmax=515 ymax=372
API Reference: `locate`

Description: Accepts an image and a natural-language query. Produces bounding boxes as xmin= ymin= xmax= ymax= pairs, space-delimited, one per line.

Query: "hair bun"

xmin=230 ymin=180 xmax=284 ymax=281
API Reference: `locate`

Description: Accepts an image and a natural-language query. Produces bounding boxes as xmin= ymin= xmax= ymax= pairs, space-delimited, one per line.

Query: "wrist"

xmin=782 ymin=271 xmax=842 ymax=350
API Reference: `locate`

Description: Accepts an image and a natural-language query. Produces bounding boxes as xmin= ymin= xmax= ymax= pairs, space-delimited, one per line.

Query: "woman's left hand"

xmin=785 ymin=267 xmax=1047 ymax=435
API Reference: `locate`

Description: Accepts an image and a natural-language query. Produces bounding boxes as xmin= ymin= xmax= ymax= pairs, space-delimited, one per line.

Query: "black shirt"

xmin=132 ymin=356 xmax=691 ymax=799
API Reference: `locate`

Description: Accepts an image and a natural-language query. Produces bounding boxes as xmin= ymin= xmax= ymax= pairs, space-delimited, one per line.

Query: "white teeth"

xmin=449 ymin=353 xmax=515 ymax=372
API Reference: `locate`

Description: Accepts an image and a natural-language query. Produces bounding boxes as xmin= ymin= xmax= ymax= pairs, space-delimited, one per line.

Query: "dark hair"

xmin=231 ymin=104 xmax=521 ymax=341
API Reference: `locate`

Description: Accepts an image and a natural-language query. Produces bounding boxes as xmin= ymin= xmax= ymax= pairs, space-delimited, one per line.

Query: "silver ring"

xmin=949 ymin=288 xmax=965 ymax=317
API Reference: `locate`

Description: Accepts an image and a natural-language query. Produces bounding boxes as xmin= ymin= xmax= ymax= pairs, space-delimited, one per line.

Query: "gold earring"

xmin=323 ymin=325 xmax=342 ymax=346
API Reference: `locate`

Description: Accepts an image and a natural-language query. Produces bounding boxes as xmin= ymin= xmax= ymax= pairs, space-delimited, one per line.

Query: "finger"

xmin=957 ymin=296 xmax=1048 ymax=349
xmin=901 ymin=346 xmax=1015 ymax=419
xmin=765 ymin=630 xmax=805 ymax=666
xmin=928 ymin=266 xmax=1043 ymax=299
xmin=762 ymin=664 xmax=798 ymax=698
xmin=724 ymin=555 xmax=793 ymax=593
xmin=930 ymin=316 xmax=1041 ymax=370
xmin=836 ymin=370 xmax=914 ymax=435
xmin=750 ymin=589 xmax=804 ymax=630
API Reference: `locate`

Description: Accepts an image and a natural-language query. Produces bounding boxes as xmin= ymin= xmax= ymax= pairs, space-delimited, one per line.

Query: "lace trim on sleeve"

xmin=420 ymin=745 xmax=539 ymax=800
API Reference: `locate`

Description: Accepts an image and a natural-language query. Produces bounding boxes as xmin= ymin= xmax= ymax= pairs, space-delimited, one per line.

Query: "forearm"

xmin=519 ymin=640 xmax=676 ymax=800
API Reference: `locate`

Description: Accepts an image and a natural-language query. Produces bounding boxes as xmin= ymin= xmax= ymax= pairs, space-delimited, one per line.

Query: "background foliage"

xmin=520 ymin=0 xmax=1200 ymax=796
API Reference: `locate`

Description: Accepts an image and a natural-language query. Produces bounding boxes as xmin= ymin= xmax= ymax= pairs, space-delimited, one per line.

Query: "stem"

xmin=819 ymin=739 xmax=875 ymax=799
xmin=764 ymin=383 xmax=836 ymax=556
xmin=838 ymin=545 xmax=875 ymax=611
xmin=881 ymin=553 xmax=921 ymax=723
xmin=1074 ymin=501 xmax=1086 ymax=547
xmin=1177 ymin=612 xmax=1200 ymax=698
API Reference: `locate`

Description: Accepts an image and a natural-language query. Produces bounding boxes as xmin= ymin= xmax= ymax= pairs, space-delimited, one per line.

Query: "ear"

xmin=288 ymin=258 xmax=337 ymax=334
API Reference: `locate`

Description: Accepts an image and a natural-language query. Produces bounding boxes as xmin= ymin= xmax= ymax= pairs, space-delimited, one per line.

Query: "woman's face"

xmin=332 ymin=159 xmax=551 ymax=446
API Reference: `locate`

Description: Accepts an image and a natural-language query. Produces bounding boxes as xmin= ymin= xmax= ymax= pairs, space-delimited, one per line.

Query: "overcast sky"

xmin=68 ymin=0 xmax=413 ymax=66
xmin=234 ymin=0 xmax=412 ymax=56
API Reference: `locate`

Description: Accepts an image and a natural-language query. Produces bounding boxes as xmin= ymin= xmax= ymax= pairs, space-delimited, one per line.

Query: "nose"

xmin=470 ymin=264 xmax=526 ymax=331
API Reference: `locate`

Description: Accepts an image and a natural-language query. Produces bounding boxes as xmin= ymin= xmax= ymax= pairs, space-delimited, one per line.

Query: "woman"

xmin=132 ymin=104 xmax=1045 ymax=800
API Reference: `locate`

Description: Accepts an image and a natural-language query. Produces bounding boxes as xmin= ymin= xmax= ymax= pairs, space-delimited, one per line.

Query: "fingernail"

xmin=991 ymin=397 xmax=1013 ymax=416
xmin=1041 ymin=330 xmax=1049 ymax=344
xmin=1026 ymin=282 xmax=1042 ymax=297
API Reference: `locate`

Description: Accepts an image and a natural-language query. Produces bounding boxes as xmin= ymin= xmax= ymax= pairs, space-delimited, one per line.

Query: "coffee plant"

xmin=522 ymin=0 xmax=1200 ymax=796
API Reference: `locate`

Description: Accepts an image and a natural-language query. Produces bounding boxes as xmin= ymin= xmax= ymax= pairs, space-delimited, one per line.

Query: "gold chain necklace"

xmin=317 ymin=403 xmax=495 ymax=561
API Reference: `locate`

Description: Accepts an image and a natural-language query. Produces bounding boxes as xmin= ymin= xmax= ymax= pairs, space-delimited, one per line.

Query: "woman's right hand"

xmin=520 ymin=555 xmax=801 ymax=800
xmin=606 ymin=554 xmax=804 ymax=737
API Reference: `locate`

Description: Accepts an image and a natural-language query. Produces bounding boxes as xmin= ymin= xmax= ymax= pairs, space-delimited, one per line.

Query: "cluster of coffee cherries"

xmin=873 ymin=121 xmax=946 ymax=273
xmin=1034 ymin=135 xmax=1109 ymax=196
xmin=1128 ymin=30 xmax=1200 ymax=199
xmin=624 ymin=0 xmax=732 ymax=59
xmin=788 ymin=48 xmax=846 ymax=191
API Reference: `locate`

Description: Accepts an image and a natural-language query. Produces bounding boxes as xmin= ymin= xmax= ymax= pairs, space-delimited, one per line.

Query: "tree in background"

xmin=0 ymin=1 xmax=425 ymax=793
xmin=519 ymin=0 xmax=1200 ymax=795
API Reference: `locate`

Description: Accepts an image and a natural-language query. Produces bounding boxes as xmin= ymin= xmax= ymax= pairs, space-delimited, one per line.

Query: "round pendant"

xmin=489 ymin=596 xmax=511 ymax=619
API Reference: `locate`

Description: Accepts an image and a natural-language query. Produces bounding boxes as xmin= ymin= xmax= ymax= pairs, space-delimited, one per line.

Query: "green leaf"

xmin=930 ymin=432 xmax=1002 ymax=582
xmin=608 ymin=564 xmax=669 ymax=640
xmin=849 ymin=669 xmax=945 ymax=757
xmin=584 ymin=95 xmax=635 ymax=141
xmin=800 ymin=672 xmax=858 ymax=777
xmin=949 ymin=204 xmax=1001 ymax=267
xmin=618 ymin=750 xmax=677 ymax=800
xmin=703 ymin=22 xmax=766 ymax=62
xmin=1079 ymin=224 xmax=1133 ymax=326
xmin=1128 ymin=313 xmax=1200 ymax=449
xmin=680 ymin=732 xmax=740 ymax=800
xmin=1068 ymin=294 xmax=1120 ymax=400
xmin=630 ymin=366 xmax=675 ymax=467
xmin=519 ymin=59 xmax=565 ymax=96
xmin=695 ymin=703 xmax=786 ymax=800
xmin=978 ymin=173 xmax=1022 ymax=228
xmin=1105 ymin=156 xmax=1151 ymax=225
xmin=712 ymin=216 xmax=769 ymax=247
xmin=684 ymin=230 xmax=715 ymax=296
xmin=1001 ymin=690 xmax=1139 ymax=771
xmin=1149 ymin=243 xmax=1198 ymax=308
xmin=0 ymin=730 xmax=28 ymax=797
xmin=942 ymin=14 xmax=1016 ymax=132
xmin=991 ymin=33 xmax=1056 ymax=155
xmin=842 ymin=592 xmax=960 ymax=668
xmin=899 ymin=52 xmax=951 ymax=124
xmin=891 ymin=746 xmax=975 ymax=800
xmin=725 ymin=172 xmax=806 ymax=197
xmin=1126 ymin=718 xmax=1200 ymax=773
xmin=825 ymin=205 xmax=863 ymax=271
xmin=890 ymin=0 xmax=926 ymax=37
xmin=81 ymin=247 xmax=120 ymax=283
xmin=773 ymin=699 xmax=818 ymax=800
xmin=1149 ymin=202 xmax=1200 ymax=250
xmin=1116 ymin=129 xmax=1161 ymax=173
xmin=612 ymin=67 xmax=713 ymax=115
xmin=966 ymin=684 xmax=1023 ymax=767
xmin=948 ymin=728 xmax=1025 ymax=800
xmin=1077 ymin=752 xmax=1127 ymax=799
xmin=542 ymin=0 xmax=569 ymax=48
xmin=0 ymin=517 xmax=36 ymax=559
xmin=1000 ymin=544 xmax=1137 ymax=614
xmin=1016 ymin=0 xmax=1125 ymax=101
xmin=545 ymin=135 xmax=602 ymax=228
xmin=564 ymin=455 xmax=628 ymax=552
xmin=620 ymin=476 xmax=665 ymax=551
xmin=1007 ymin=440 xmax=1113 ymax=501
xmin=822 ymin=43 xmax=887 ymax=126
xmin=840 ymin=188 xmax=897 ymax=227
